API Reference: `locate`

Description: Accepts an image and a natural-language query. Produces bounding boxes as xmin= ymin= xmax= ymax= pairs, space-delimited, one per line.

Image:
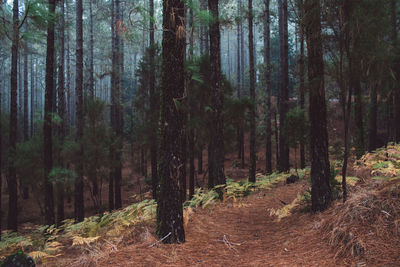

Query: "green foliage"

xmin=330 ymin=165 xmax=341 ymax=200
xmin=49 ymin=167 xmax=77 ymax=184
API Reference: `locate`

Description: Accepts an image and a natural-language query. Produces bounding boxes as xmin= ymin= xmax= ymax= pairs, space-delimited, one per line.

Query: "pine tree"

xmin=208 ymin=0 xmax=225 ymax=187
xmin=156 ymin=0 xmax=186 ymax=244
xmin=278 ymin=0 xmax=290 ymax=172
xmin=304 ymin=0 xmax=331 ymax=212
xmin=8 ymin=0 xmax=19 ymax=232
xmin=248 ymin=0 xmax=256 ymax=182
xmin=74 ymin=0 xmax=85 ymax=222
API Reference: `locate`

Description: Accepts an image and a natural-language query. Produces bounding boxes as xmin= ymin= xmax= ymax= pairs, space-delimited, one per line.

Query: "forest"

xmin=0 ymin=0 xmax=399 ymax=265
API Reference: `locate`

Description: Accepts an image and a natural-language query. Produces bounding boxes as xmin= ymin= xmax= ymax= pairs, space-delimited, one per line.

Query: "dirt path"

xmin=83 ymin=181 xmax=352 ymax=267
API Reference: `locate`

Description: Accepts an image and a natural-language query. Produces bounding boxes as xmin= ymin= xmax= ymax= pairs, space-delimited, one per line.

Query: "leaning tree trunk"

xmin=74 ymin=0 xmax=85 ymax=222
xmin=8 ymin=0 xmax=19 ymax=232
xmin=278 ymin=0 xmax=290 ymax=172
xmin=208 ymin=0 xmax=225 ymax=187
xmin=304 ymin=0 xmax=331 ymax=212
xmin=156 ymin=0 xmax=186 ymax=244
xmin=248 ymin=0 xmax=256 ymax=182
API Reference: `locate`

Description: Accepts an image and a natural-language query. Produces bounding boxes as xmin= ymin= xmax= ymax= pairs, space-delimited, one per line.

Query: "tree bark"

xmin=156 ymin=0 xmax=186 ymax=243
xmin=149 ymin=0 xmax=158 ymax=200
xmin=298 ymin=0 xmax=305 ymax=169
xmin=75 ymin=0 xmax=85 ymax=222
xmin=264 ymin=0 xmax=272 ymax=174
xmin=56 ymin=0 xmax=66 ymax=226
xmin=278 ymin=0 xmax=290 ymax=172
xmin=304 ymin=0 xmax=331 ymax=212
xmin=44 ymin=0 xmax=56 ymax=226
xmin=208 ymin=0 xmax=225 ymax=186
xmin=248 ymin=0 xmax=256 ymax=182
xmin=8 ymin=0 xmax=19 ymax=232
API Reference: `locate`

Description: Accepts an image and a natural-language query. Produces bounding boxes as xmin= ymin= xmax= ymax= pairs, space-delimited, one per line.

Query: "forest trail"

xmin=87 ymin=181 xmax=349 ymax=267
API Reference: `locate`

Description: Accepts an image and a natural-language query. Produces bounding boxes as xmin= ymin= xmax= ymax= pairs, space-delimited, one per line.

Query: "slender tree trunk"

xmin=236 ymin=0 xmax=242 ymax=162
xmin=156 ymin=0 xmax=186 ymax=243
xmin=149 ymin=0 xmax=158 ymax=200
xmin=109 ymin=0 xmax=116 ymax=212
xmin=44 ymin=0 xmax=56 ymax=226
xmin=264 ymin=0 xmax=272 ymax=174
xmin=89 ymin=0 xmax=94 ymax=99
xmin=56 ymin=0 xmax=65 ymax=226
xmin=239 ymin=0 xmax=245 ymax=168
xmin=75 ymin=0 xmax=85 ymax=222
xmin=208 ymin=0 xmax=225 ymax=186
xmin=8 ymin=0 xmax=19 ymax=232
xmin=304 ymin=0 xmax=331 ymax=212
xmin=23 ymin=44 xmax=28 ymax=142
xmin=188 ymin=6 xmax=195 ymax=200
xmin=30 ymin=55 xmax=34 ymax=137
xmin=248 ymin=0 xmax=256 ymax=182
xmin=278 ymin=0 xmax=290 ymax=172
xmin=298 ymin=0 xmax=305 ymax=169
xmin=114 ymin=0 xmax=123 ymax=210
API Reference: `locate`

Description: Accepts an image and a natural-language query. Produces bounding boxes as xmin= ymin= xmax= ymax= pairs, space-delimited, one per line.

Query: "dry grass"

xmin=319 ymin=179 xmax=400 ymax=265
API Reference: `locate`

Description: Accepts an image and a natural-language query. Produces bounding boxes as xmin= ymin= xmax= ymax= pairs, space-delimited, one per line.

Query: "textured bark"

xmin=109 ymin=0 xmax=116 ymax=212
xmin=30 ymin=55 xmax=34 ymax=137
xmin=23 ymin=44 xmax=28 ymax=142
xmin=156 ymin=0 xmax=186 ymax=243
xmin=264 ymin=0 xmax=272 ymax=174
xmin=44 ymin=0 xmax=56 ymax=226
xmin=8 ymin=0 xmax=19 ymax=232
xmin=304 ymin=0 xmax=331 ymax=212
xmin=114 ymin=0 xmax=123 ymax=210
xmin=208 ymin=0 xmax=225 ymax=186
xmin=278 ymin=0 xmax=290 ymax=172
xmin=149 ymin=0 xmax=158 ymax=200
xmin=392 ymin=0 xmax=400 ymax=142
xmin=89 ymin=0 xmax=94 ymax=98
xmin=248 ymin=0 xmax=256 ymax=182
xmin=188 ymin=7 xmax=195 ymax=200
xmin=298 ymin=0 xmax=305 ymax=169
xmin=75 ymin=0 xmax=85 ymax=222
xmin=56 ymin=0 xmax=66 ymax=226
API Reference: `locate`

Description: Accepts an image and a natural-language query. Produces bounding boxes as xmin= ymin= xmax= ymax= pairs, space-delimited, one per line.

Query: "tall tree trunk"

xmin=30 ymin=55 xmax=34 ymax=137
xmin=392 ymin=0 xmax=400 ymax=143
xmin=8 ymin=0 xmax=19 ymax=232
xmin=74 ymin=0 xmax=85 ymax=222
xmin=66 ymin=0 xmax=71 ymax=135
xmin=278 ymin=0 xmax=289 ymax=172
xmin=197 ymin=145 xmax=203 ymax=174
xmin=264 ymin=0 xmax=272 ymax=174
xmin=248 ymin=0 xmax=256 ymax=182
xmin=239 ymin=0 xmax=245 ymax=168
xmin=23 ymin=44 xmax=28 ymax=142
xmin=44 ymin=0 xmax=56 ymax=226
xmin=156 ymin=0 xmax=186 ymax=243
xmin=149 ymin=0 xmax=158 ymax=200
xmin=304 ymin=0 xmax=331 ymax=212
xmin=89 ymin=0 xmax=94 ymax=99
xmin=188 ymin=6 xmax=195 ymax=200
xmin=114 ymin=0 xmax=123 ymax=210
xmin=56 ymin=0 xmax=66 ymax=226
xmin=109 ymin=0 xmax=116 ymax=212
xmin=208 ymin=0 xmax=225 ymax=186
xmin=298 ymin=0 xmax=305 ymax=169
xmin=236 ymin=0 xmax=242 ymax=162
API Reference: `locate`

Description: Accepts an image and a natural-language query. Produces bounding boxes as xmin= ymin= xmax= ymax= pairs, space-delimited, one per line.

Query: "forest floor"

xmin=58 ymin=179 xmax=353 ymax=267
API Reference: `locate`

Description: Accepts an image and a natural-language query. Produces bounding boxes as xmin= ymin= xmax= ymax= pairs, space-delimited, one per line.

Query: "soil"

xmin=57 ymin=180 xmax=357 ymax=267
